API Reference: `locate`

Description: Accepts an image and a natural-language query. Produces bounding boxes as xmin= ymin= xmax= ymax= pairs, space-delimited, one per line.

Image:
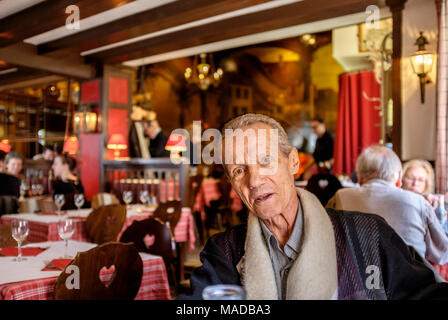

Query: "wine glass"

xmin=54 ymin=194 xmax=65 ymax=215
xmin=58 ymin=219 xmax=75 ymax=259
xmin=31 ymin=184 xmax=38 ymax=196
xmin=123 ymin=191 xmax=133 ymax=206
xmin=139 ymin=190 xmax=149 ymax=205
xmin=11 ymin=220 xmax=30 ymax=262
xmin=202 ymin=284 xmax=246 ymax=300
xmin=74 ymin=194 xmax=85 ymax=210
xmin=36 ymin=184 xmax=44 ymax=196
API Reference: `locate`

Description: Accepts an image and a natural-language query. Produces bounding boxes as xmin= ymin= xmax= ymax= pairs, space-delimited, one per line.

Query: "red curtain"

xmin=333 ymin=70 xmax=381 ymax=175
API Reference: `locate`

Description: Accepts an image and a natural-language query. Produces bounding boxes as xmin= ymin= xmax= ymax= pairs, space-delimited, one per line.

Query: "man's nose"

xmin=247 ymin=165 xmax=263 ymax=189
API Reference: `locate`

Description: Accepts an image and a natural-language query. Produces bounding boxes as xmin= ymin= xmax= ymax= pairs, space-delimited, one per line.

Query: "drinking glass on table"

xmin=74 ymin=193 xmax=85 ymax=210
xmin=58 ymin=219 xmax=75 ymax=259
xmin=54 ymin=194 xmax=65 ymax=215
xmin=202 ymin=284 xmax=246 ymax=300
xmin=123 ymin=191 xmax=133 ymax=206
xmin=139 ymin=190 xmax=149 ymax=205
xmin=11 ymin=220 xmax=30 ymax=262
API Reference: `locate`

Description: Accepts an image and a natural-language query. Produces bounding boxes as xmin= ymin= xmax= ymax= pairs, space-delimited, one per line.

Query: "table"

xmin=0 ymin=241 xmax=171 ymax=300
xmin=0 ymin=205 xmax=196 ymax=252
xmin=194 ymin=178 xmax=243 ymax=221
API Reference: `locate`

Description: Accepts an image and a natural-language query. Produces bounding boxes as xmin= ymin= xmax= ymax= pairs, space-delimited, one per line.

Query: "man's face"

xmin=6 ymin=158 xmax=22 ymax=177
xmin=43 ymin=149 xmax=54 ymax=161
xmin=144 ymin=121 xmax=159 ymax=139
xmin=223 ymin=122 xmax=299 ymax=220
xmin=311 ymin=121 xmax=325 ymax=137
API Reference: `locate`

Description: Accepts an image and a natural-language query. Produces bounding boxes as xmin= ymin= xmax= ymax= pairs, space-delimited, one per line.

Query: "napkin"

xmin=0 ymin=247 xmax=46 ymax=256
xmin=40 ymin=212 xmax=59 ymax=216
xmin=42 ymin=259 xmax=72 ymax=271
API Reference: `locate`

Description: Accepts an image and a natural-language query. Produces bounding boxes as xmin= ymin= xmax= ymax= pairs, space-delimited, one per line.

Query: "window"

xmin=236 ymin=87 xmax=241 ymax=98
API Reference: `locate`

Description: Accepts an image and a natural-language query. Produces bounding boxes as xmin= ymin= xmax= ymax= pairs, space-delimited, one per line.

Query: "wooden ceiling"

xmin=0 ymin=0 xmax=385 ymax=90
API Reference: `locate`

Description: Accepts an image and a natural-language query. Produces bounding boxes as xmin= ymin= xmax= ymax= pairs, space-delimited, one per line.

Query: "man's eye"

xmin=260 ymin=156 xmax=271 ymax=165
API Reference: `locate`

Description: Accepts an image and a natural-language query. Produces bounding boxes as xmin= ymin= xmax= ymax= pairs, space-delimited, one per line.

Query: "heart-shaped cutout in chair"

xmin=99 ymin=265 xmax=116 ymax=288
xmin=143 ymin=234 xmax=155 ymax=248
xmin=318 ymin=179 xmax=329 ymax=189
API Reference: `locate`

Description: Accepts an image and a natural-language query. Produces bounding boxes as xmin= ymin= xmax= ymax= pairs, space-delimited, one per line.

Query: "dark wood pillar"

xmin=386 ymin=0 xmax=407 ymax=159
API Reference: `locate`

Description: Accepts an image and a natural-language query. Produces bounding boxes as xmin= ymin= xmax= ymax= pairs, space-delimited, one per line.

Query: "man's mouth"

xmin=254 ymin=193 xmax=274 ymax=203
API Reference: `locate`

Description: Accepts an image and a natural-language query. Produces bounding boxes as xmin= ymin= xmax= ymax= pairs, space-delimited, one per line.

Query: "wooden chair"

xmin=86 ymin=204 xmax=127 ymax=244
xmin=91 ymin=192 xmax=120 ymax=209
xmin=0 ymin=224 xmax=18 ymax=247
xmin=54 ymin=242 xmax=143 ymax=300
xmin=120 ymin=217 xmax=178 ymax=292
xmin=0 ymin=195 xmax=19 ymax=215
xmin=37 ymin=197 xmax=58 ymax=212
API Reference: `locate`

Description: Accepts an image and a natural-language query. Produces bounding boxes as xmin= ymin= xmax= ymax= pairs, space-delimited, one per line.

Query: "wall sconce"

xmin=410 ymin=31 xmax=435 ymax=104
xmin=73 ymin=108 xmax=98 ymax=133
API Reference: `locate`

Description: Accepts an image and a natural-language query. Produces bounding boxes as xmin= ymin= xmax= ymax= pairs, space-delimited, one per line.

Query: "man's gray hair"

xmin=356 ymin=145 xmax=402 ymax=183
xmin=222 ymin=113 xmax=293 ymax=156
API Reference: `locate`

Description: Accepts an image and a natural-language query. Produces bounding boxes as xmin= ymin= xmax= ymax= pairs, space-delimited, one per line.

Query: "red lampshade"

xmin=0 ymin=139 xmax=11 ymax=153
xmin=165 ymin=133 xmax=187 ymax=152
xmin=63 ymin=136 xmax=79 ymax=155
xmin=107 ymin=133 xmax=128 ymax=151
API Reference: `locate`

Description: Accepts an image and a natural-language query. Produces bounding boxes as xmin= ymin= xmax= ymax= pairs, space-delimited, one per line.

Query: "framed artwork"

xmin=358 ymin=18 xmax=393 ymax=52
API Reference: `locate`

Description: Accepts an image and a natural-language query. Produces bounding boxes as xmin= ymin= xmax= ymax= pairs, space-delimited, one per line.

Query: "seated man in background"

xmin=143 ymin=120 xmax=170 ymax=158
xmin=186 ymin=114 xmax=448 ymax=300
xmin=5 ymin=151 xmax=23 ymax=178
xmin=327 ymin=145 xmax=448 ymax=266
xmin=33 ymin=146 xmax=55 ymax=161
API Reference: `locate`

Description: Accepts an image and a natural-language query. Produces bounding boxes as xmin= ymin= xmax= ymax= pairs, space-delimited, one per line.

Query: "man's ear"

xmin=288 ymin=148 xmax=300 ymax=175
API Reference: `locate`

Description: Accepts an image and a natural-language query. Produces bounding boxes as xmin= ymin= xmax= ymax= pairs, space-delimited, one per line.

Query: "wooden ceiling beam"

xmin=38 ymin=0 xmax=272 ymax=55
xmin=0 ymin=0 xmax=135 ymax=48
xmin=0 ymin=43 xmax=94 ymax=79
xmin=87 ymin=0 xmax=380 ymax=64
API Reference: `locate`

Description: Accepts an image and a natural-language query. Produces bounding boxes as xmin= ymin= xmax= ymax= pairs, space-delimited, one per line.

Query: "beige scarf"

xmin=240 ymin=188 xmax=338 ymax=299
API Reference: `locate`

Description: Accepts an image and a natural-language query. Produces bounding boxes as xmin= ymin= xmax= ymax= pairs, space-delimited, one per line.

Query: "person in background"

xmin=0 ymin=150 xmax=6 ymax=172
xmin=327 ymin=145 xmax=448 ymax=266
xmin=143 ymin=120 xmax=170 ymax=157
xmin=51 ymin=154 xmax=85 ymax=210
xmin=311 ymin=117 xmax=334 ymax=171
xmin=33 ymin=146 xmax=55 ymax=161
xmin=402 ymin=159 xmax=435 ymax=195
xmin=5 ymin=152 xmax=24 ymax=178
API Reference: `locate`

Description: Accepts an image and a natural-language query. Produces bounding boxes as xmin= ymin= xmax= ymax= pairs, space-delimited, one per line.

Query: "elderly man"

xmin=186 ymin=114 xmax=448 ymax=300
xmin=327 ymin=145 xmax=448 ymax=266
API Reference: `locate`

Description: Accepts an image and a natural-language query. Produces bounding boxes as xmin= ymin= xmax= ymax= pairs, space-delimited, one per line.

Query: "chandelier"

xmin=184 ymin=53 xmax=224 ymax=90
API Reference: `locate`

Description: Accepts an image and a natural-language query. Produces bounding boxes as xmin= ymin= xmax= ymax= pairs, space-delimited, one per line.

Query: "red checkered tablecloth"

xmin=194 ymin=178 xmax=243 ymax=220
xmin=0 ymin=256 xmax=170 ymax=300
xmin=0 ymin=207 xmax=195 ymax=251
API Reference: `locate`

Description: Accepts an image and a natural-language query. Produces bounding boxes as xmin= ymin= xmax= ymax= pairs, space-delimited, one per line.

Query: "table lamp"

xmin=165 ymin=133 xmax=187 ymax=160
xmin=0 ymin=139 xmax=11 ymax=153
xmin=63 ymin=135 xmax=79 ymax=155
xmin=107 ymin=133 xmax=127 ymax=159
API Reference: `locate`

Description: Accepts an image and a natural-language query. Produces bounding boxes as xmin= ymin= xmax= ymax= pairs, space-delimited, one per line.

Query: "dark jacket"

xmin=0 ymin=173 xmax=21 ymax=198
xmin=185 ymin=209 xmax=448 ymax=300
xmin=149 ymin=130 xmax=170 ymax=158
